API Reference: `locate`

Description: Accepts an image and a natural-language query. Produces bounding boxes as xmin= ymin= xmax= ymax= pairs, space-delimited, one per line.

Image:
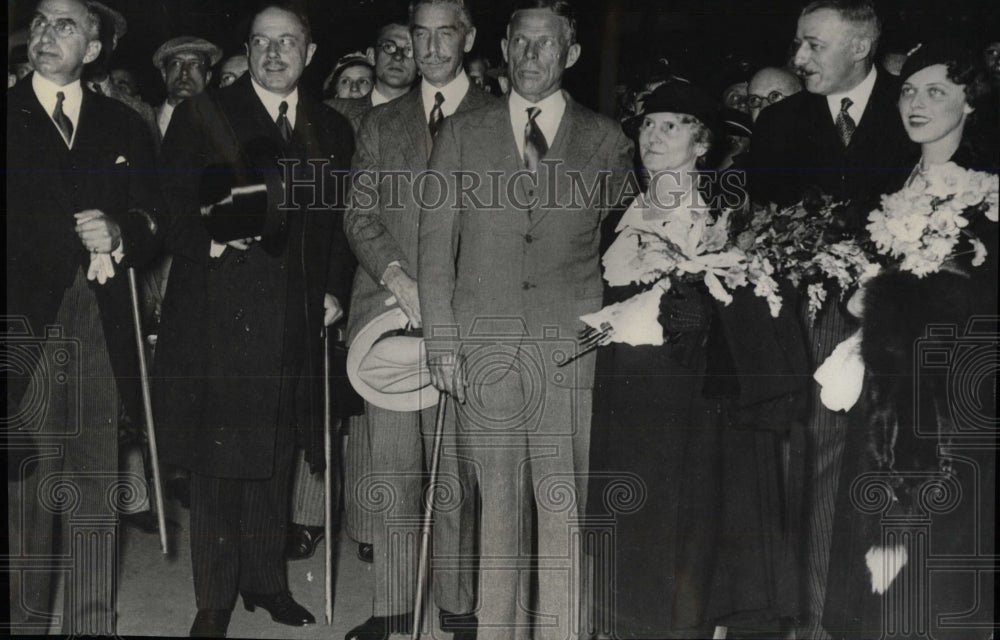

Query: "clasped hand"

xmin=427 ymin=351 xmax=466 ymax=403
xmin=74 ymin=210 xmax=121 ymax=253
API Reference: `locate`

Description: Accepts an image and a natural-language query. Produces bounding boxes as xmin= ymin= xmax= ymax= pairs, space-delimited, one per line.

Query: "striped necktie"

xmin=277 ymin=100 xmax=293 ymax=144
xmin=53 ymin=91 xmax=74 ymax=144
xmin=523 ymin=106 xmax=547 ymax=171
xmin=428 ymin=91 xmax=445 ymax=137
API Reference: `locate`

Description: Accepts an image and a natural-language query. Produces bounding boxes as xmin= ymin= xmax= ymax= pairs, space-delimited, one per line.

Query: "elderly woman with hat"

xmin=586 ymin=81 xmax=802 ymax=638
xmin=822 ymin=41 xmax=997 ymax=639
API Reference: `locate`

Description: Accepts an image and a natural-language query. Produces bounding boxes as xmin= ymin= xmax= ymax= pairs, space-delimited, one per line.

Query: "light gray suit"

xmin=344 ymin=85 xmax=495 ymax=618
xmin=418 ymin=93 xmax=633 ymax=639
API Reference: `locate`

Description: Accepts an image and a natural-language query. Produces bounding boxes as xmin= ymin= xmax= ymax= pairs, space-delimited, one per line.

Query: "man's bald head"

xmin=747 ymin=66 xmax=803 ymax=121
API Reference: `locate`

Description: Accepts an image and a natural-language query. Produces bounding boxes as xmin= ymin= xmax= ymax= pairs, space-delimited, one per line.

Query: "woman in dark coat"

xmin=586 ymin=81 xmax=808 ymax=638
xmin=823 ymin=41 xmax=997 ymax=640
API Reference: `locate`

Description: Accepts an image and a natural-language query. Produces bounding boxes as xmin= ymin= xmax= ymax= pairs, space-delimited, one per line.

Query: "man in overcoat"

xmin=152 ymin=3 xmax=354 ymax=636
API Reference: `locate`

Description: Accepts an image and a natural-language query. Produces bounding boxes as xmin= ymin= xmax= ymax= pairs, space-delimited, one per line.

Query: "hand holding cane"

xmin=126 ymin=267 xmax=168 ymax=554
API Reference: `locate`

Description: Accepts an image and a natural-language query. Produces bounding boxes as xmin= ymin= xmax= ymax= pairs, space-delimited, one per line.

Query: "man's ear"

xmin=364 ymin=47 xmax=375 ymax=65
xmin=851 ymin=35 xmax=873 ymax=63
xmin=83 ymin=40 xmax=102 ymax=65
xmin=501 ymin=37 xmax=509 ymax=64
xmin=565 ymin=42 xmax=581 ymax=69
xmin=463 ymin=26 xmax=477 ymax=53
xmin=305 ymin=42 xmax=317 ymax=67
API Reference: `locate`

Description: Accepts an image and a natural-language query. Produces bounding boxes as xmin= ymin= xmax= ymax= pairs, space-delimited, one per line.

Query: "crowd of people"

xmin=5 ymin=0 xmax=997 ymax=638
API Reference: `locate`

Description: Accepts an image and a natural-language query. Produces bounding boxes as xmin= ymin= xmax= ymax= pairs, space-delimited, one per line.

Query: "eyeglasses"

xmin=747 ymin=91 xmax=788 ymax=109
xmin=30 ymin=15 xmax=80 ymax=38
xmin=167 ymin=58 xmax=207 ymax=73
xmin=249 ymin=35 xmax=300 ymax=53
xmin=377 ymin=40 xmax=413 ymax=59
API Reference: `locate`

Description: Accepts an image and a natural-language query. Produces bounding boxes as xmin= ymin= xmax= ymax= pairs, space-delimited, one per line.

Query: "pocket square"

xmin=115 ymin=155 xmax=128 ymax=165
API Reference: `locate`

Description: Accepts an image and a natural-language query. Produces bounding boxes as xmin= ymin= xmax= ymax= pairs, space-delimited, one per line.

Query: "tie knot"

xmin=56 ymin=91 xmax=66 ymax=104
xmin=526 ymin=106 xmax=541 ymax=122
xmin=279 ymin=101 xmax=289 ymax=116
xmin=840 ymin=97 xmax=853 ymax=113
xmin=434 ymin=91 xmax=445 ymax=108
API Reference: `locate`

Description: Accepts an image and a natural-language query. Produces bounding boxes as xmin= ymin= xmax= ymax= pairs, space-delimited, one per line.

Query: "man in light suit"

xmin=153 ymin=4 xmax=354 ymax=636
xmin=748 ymin=2 xmax=916 ymax=637
xmin=419 ymin=1 xmax=633 ymax=637
xmin=284 ymin=20 xmax=419 ymax=566
xmin=6 ymin=0 xmax=161 ymax=633
xmin=342 ymin=1 xmax=494 ymax=638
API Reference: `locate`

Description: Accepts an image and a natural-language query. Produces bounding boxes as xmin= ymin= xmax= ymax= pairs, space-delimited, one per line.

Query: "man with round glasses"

xmin=152 ymin=35 xmax=222 ymax=142
xmin=746 ymin=65 xmax=803 ymax=122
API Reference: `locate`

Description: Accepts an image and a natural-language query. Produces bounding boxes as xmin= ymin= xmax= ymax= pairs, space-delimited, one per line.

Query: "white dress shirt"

xmin=369 ymin=86 xmax=392 ymax=107
xmin=32 ymin=72 xmax=82 ymax=147
xmin=826 ymin=65 xmax=877 ymax=126
xmin=420 ymin=70 xmax=470 ymax=122
xmin=251 ymin=77 xmax=300 ymax=129
xmin=157 ymin=101 xmax=175 ymax=137
xmin=508 ymin=89 xmax=566 ymax=158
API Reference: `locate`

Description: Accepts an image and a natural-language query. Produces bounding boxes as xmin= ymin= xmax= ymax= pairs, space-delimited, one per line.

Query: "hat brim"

xmin=347 ymin=308 xmax=440 ymax=412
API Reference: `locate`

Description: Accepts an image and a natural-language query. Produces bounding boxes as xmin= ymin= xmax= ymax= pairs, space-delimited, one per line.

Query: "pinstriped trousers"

xmin=8 ymin=268 xmax=121 ymax=636
xmin=189 ymin=429 xmax=296 ymax=610
xmin=797 ymin=300 xmax=855 ymax=640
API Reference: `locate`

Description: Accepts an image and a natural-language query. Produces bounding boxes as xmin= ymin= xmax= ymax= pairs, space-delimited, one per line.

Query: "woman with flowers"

xmin=823 ymin=40 xmax=997 ymax=639
xmin=585 ymin=81 xmax=807 ymax=638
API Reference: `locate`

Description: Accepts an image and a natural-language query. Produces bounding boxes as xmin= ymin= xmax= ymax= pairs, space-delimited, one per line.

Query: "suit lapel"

xmin=394 ymin=91 xmax=429 ymax=166
xmin=17 ymin=81 xmax=80 ymax=215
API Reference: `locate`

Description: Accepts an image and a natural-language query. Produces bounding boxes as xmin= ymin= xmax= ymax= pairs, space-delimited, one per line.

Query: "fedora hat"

xmin=347 ymin=308 xmax=440 ymax=412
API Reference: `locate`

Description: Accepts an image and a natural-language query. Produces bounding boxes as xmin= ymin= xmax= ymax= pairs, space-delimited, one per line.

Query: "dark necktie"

xmin=428 ymin=91 xmax=445 ymax=137
xmin=523 ymin=106 xmax=548 ymax=171
xmin=835 ymin=96 xmax=856 ymax=148
xmin=53 ymin=91 xmax=74 ymax=144
xmin=277 ymin=100 xmax=293 ymax=144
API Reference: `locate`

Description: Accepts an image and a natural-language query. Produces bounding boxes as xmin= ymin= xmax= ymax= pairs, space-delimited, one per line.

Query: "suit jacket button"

xmin=522 ymin=281 xmax=531 ymax=290
xmin=235 ymin=308 xmax=244 ymax=320
xmin=524 ymin=234 xmax=533 ymax=243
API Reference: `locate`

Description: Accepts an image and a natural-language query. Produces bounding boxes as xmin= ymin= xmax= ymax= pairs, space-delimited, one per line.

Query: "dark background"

xmin=8 ymin=0 xmax=999 ymax=113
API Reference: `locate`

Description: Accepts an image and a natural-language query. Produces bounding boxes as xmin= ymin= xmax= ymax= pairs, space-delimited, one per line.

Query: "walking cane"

xmin=323 ymin=328 xmax=333 ymax=625
xmin=411 ymin=396 xmax=447 ymax=640
xmin=126 ymin=267 xmax=168 ymax=554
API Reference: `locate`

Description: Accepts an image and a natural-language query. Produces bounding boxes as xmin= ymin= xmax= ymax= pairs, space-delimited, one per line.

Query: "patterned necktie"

xmin=53 ymin=91 xmax=74 ymax=144
xmin=277 ymin=100 xmax=293 ymax=144
xmin=523 ymin=106 xmax=548 ymax=171
xmin=835 ymin=96 xmax=856 ymax=147
xmin=428 ymin=91 xmax=445 ymax=137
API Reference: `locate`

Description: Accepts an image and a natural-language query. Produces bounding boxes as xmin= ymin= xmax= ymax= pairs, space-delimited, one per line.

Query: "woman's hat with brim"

xmin=627 ymin=80 xmax=722 ymax=138
xmin=347 ymin=308 xmax=440 ymax=412
xmin=900 ymin=39 xmax=974 ymax=84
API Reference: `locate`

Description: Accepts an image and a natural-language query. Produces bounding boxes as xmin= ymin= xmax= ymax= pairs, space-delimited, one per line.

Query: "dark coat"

xmin=153 ymin=74 xmax=354 ymax=479
xmin=749 ymin=68 xmax=918 ymax=218
xmin=6 ymin=77 xmax=161 ymax=427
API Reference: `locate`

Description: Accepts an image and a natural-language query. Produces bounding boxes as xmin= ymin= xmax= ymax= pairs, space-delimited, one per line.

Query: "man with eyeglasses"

xmin=746 ymin=66 xmax=803 ymax=122
xmin=284 ymin=20 xmax=419 ymax=572
xmin=152 ymin=36 xmax=222 ymax=144
xmin=342 ymin=1 xmax=495 ymax=638
xmin=152 ymin=3 xmax=355 ymax=636
xmin=7 ymin=0 xmax=161 ymax=634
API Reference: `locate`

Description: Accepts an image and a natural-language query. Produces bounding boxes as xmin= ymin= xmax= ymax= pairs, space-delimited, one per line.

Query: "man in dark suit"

xmin=283 ymin=19 xmax=419 ymax=567
xmin=6 ymin=0 xmax=160 ymax=634
xmin=419 ymin=1 xmax=633 ymax=637
xmin=342 ymin=2 xmax=494 ymax=638
xmin=152 ymin=3 xmax=354 ymax=636
xmin=748 ymin=2 xmax=917 ymax=637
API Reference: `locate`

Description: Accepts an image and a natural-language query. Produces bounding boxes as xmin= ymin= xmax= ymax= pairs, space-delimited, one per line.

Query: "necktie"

xmin=523 ymin=106 xmax=548 ymax=171
xmin=53 ymin=91 xmax=74 ymax=144
xmin=428 ymin=91 xmax=445 ymax=137
xmin=835 ymin=97 xmax=856 ymax=147
xmin=277 ymin=100 xmax=293 ymax=144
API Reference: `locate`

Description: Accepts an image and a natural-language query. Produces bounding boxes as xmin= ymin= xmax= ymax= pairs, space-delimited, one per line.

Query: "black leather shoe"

xmin=190 ymin=609 xmax=231 ymax=637
xmin=286 ymin=524 xmax=324 ymax=560
xmin=241 ymin=590 xmax=315 ymax=626
xmin=440 ymin=609 xmax=477 ymax=640
xmin=344 ymin=612 xmax=413 ymax=640
xmin=357 ymin=542 xmax=373 ymax=563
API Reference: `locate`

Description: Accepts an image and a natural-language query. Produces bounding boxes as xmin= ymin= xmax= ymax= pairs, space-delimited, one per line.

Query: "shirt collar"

xmin=369 ymin=86 xmax=392 ymax=107
xmin=508 ymin=89 xmax=567 ymax=155
xmin=251 ymin=76 xmax=300 ymax=128
xmin=32 ymin=72 xmax=83 ymax=144
xmin=158 ymin=102 xmax=175 ymax=136
xmin=826 ymin=65 xmax=877 ymax=125
xmin=421 ymin=70 xmax=470 ymax=120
